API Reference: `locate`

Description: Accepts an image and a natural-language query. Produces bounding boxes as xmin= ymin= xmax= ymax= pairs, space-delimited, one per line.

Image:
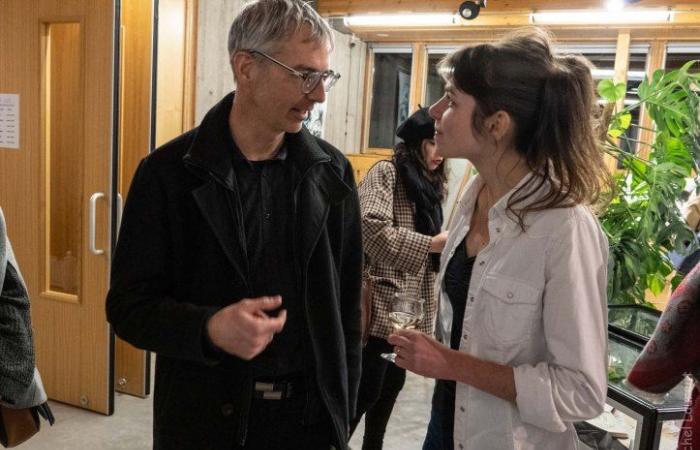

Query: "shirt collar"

xmin=459 ymin=171 xmax=548 ymax=231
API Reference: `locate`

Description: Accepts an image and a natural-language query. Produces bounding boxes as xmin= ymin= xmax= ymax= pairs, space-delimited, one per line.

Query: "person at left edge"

xmin=105 ymin=1 xmax=363 ymax=449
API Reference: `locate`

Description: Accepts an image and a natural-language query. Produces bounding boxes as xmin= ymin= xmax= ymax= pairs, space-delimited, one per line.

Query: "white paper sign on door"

xmin=0 ymin=94 xmax=20 ymax=149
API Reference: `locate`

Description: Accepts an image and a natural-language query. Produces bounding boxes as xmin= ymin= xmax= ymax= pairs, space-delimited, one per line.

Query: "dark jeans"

xmin=237 ymin=381 xmax=334 ymax=450
xmin=350 ymin=336 xmax=406 ymax=450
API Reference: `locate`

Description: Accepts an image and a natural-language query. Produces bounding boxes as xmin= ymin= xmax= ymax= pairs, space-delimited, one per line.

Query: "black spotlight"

xmin=459 ymin=0 xmax=486 ymax=20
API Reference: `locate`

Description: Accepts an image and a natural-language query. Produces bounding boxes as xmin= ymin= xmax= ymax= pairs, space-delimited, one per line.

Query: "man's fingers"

xmin=269 ymin=309 xmax=287 ymax=333
xmin=257 ymin=295 xmax=283 ymax=311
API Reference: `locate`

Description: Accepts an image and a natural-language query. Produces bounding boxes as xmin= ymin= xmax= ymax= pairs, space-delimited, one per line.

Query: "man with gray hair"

xmin=106 ymin=1 xmax=363 ymax=449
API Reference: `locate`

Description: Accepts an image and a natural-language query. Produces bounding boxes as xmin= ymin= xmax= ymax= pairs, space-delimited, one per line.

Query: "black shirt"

xmin=432 ymin=236 xmax=475 ymax=448
xmin=229 ymin=136 xmax=306 ymax=378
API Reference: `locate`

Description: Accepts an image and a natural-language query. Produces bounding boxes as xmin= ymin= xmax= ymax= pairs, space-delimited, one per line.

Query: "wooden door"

xmin=0 ymin=0 xmax=116 ymax=414
xmin=114 ymin=0 xmax=155 ymax=399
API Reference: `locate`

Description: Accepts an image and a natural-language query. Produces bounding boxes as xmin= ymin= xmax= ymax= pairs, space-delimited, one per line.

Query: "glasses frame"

xmin=246 ymin=49 xmax=340 ymax=94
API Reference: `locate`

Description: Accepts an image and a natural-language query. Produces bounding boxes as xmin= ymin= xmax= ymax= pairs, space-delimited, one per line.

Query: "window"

xmin=424 ymin=45 xmax=458 ymax=108
xmin=367 ymin=45 xmax=413 ymax=149
xmin=665 ymin=43 xmax=700 ymax=73
xmin=557 ymin=44 xmax=648 ymax=158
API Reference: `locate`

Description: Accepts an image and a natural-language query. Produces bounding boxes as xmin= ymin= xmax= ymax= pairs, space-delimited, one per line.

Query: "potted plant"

xmin=598 ymin=60 xmax=700 ymax=305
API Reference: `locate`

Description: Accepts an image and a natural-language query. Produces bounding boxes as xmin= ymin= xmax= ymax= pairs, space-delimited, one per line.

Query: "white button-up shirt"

xmin=436 ymin=174 xmax=609 ymax=450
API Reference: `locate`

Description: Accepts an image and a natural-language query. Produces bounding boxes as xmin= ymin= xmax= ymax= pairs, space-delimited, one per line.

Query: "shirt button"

xmin=496 ymin=227 xmax=501 ymax=233
xmin=469 ymin=296 xmax=474 ymax=302
xmin=460 ymin=406 xmax=465 ymax=412
xmin=221 ymin=403 xmax=234 ymax=417
xmin=507 ymin=292 xmax=514 ymax=299
xmin=459 ymin=443 xmax=464 ymax=449
xmin=463 ymin=334 xmax=468 ymax=340
xmin=479 ymin=261 xmax=485 ymax=266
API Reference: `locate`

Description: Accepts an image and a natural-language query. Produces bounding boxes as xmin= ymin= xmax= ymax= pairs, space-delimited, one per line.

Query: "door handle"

xmin=89 ymin=192 xmax=105 ymax=255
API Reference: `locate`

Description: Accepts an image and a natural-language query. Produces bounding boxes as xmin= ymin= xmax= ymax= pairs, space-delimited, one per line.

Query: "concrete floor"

xmin=20 ymin=370 xmax=434 ymax=450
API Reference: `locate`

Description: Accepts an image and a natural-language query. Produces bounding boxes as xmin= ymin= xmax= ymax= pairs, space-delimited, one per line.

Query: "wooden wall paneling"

xmin=346 ymin=153 xmax=391 ymax=183
xmin=317 ymin=0 xmax=680 ymax=16
xmin=182 ymin=0 xmax=198 ymax=131
xmin=156 ymin=0 xmax=186 ymax=147
xmin=637 ymin=40 xmax=667 ymax=160
xmin=115 ymin=0 xmax=154 ymax=398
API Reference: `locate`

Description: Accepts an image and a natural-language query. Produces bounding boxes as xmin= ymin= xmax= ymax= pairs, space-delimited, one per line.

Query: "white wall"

xmin=323 ymin=30 xmax=367 ymax=154
xmin=194 ymin=0 xmax=249 ymax=123
xmin=194 ymin=3 xmax=367 ymax=155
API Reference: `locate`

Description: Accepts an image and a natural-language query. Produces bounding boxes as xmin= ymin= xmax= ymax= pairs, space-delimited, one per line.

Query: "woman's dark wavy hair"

xmin=438 ymin=27 xmax=612 ymax=228
xmin=394 ymin=139 xmax=448 ymax=201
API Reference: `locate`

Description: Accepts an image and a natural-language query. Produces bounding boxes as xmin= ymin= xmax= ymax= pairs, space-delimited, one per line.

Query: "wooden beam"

xmin=409 ymin=43 xmax=427 ymax=113
xmin=637 ymin=40 xmax=667 ymax=160
xmin=318 ymin=0 xmax=681 ymax=16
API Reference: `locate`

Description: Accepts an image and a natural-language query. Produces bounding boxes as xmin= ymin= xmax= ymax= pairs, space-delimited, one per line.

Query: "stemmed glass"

xmin=381 ymin=293 xmax=424 ymax=363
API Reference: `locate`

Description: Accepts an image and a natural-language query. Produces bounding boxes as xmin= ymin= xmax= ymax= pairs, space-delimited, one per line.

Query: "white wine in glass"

xmin=381 ymin=294 xmax=424 ymax=363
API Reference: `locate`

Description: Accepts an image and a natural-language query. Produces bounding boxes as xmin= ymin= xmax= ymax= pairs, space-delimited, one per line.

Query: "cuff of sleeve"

xmin=513 ymin=363 xmax=567 ymax=433
xmin=200 ymin=308 xmax=225 ymax=366
xmin=395 ymin=231 xmax=432 ymax=275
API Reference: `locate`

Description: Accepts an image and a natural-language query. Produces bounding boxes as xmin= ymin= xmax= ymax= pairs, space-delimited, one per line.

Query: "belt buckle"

xmin=254 ymin=381 xmax=285 ymax=400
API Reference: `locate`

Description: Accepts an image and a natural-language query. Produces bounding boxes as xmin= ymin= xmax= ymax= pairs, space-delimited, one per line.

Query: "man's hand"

xmin=429 ymin=231 xmax=449 ymax=253
xmin=388 ymin=329 xmax=453 ymax=380
xmin=206 ymin=296 xmax=287 ymax=360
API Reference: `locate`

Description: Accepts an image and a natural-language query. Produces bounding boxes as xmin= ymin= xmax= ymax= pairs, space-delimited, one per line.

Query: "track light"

xmin=459 ymin=1 xmax=486 ymax=21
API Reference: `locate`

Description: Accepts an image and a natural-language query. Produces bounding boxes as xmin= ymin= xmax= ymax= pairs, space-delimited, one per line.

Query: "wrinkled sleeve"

xmin=359 ymin=162 xmax=431 ymax=275
xmin=513 ymin=212 xmax=609 ymax=432
xmin=105 ymin=158 xmax=219 ymax=366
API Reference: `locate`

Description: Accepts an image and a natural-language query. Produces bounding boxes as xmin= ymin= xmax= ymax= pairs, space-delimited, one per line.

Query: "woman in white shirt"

xmin=388 ymin=27 xmax=612 ymax=450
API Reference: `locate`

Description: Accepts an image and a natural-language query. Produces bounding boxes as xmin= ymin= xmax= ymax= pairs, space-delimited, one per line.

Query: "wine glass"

xmin=380 ymin=293 xmax=424 ymax=363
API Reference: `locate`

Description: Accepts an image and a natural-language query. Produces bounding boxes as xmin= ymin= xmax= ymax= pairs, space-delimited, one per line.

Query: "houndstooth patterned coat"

xmin=359 ymin=160 xmax=437 ymax=340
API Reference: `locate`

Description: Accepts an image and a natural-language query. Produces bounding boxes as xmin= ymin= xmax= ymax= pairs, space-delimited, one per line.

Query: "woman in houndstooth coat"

xmin=350 ymin=108 xmax=448 ymax=450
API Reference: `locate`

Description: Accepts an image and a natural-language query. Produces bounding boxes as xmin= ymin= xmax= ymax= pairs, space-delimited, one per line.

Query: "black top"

xmin=432 ymin=237 xmax=475 ymax=446
xmin=229 ymin=136 xmax=306 ymax=378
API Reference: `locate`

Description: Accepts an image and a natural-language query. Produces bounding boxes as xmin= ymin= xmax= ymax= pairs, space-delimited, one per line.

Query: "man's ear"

xmin=484 ymin=110 xmax=513 ymax=143
xmin=231 ymin=51 xmax=256 ymax=86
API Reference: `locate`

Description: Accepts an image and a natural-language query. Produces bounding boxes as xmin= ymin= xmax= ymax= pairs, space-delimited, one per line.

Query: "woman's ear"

xmin=485 ymin=110 xmax=513 ymax=143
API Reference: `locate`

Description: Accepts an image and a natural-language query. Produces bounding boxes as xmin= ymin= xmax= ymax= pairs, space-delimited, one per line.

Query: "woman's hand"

xmin=388 ymin=329 xmax=453 ymax=379
xmin=429 ymin=231 xmax=449 ymax=253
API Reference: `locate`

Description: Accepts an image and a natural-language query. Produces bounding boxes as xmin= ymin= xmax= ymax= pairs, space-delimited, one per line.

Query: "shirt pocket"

xmin=480 ymin=274 xmax=542 ymax=346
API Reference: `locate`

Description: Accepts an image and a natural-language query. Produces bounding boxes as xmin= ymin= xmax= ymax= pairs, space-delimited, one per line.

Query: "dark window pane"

xmin=368 ymin=52 xmax=413 ymax=149
xmin=426 ymin=54 xmax=446 ymax=108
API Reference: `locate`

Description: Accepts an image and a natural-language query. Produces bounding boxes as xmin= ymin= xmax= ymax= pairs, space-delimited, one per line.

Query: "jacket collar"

xmin=183 ymin=91 xmax=334 ymax=191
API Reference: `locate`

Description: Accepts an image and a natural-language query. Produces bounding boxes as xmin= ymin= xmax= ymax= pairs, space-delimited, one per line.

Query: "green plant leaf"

xmin=598 ymin=79 xmax=627 ymax=102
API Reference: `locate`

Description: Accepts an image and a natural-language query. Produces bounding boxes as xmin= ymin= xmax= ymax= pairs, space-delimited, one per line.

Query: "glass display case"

xmin=604 ymin=333 xmax=691 ymax=449
xmin=582 ymin=305 xmax=691 ymax=449
xmin=608 ymin=304 xmax=661 ymax=345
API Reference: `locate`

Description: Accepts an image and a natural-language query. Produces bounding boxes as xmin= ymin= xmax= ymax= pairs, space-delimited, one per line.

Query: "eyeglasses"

xmin=246 ymin=49 xmax=341 ymax=95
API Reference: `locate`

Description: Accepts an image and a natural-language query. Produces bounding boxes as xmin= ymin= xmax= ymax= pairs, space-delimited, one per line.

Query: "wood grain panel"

xmin=44 ymin=23 xmax=83 ymax=298
xmin=637 ymin=40 xmax=667 ymax=160
xmin=347 ymin=153 xmax=391 ymax=183
xmin=318 ymin=0 xmax=684 ymax=16
xmin=115 ymin=0 xmax=154 ymax=399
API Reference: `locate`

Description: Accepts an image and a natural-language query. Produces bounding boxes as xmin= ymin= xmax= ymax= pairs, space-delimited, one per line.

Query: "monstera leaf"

xmin=599 ymin=60 xmax=700 ymax=305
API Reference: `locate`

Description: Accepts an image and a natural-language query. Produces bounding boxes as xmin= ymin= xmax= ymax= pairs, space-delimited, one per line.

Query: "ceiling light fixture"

xmin=458 ymin=0 xmax=487 ymax=20
xmin=531 ymin=9 xmax=672 ymax=25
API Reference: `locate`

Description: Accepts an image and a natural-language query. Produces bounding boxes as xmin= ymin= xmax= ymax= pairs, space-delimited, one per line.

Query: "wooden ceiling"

xmin=317 ymin=0 xmax=692 ymax=16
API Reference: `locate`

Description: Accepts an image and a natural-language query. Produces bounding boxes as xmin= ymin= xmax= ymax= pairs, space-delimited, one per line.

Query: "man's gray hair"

xmin=228 ymin=0 xmax=334 ymax=59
